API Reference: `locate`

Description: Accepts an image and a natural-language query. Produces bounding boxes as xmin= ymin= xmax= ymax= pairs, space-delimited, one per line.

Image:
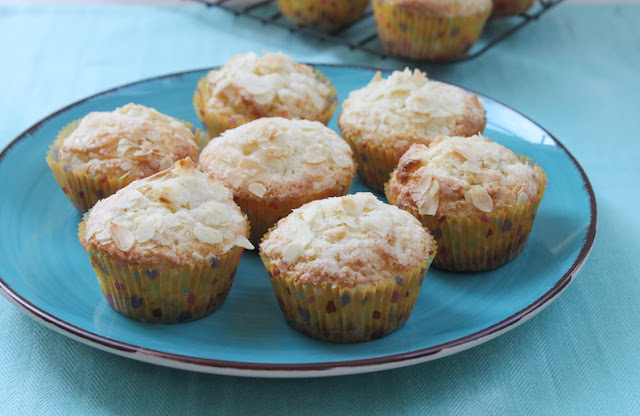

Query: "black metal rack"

xmin=189 ymin=0 xmax=563 ymax=63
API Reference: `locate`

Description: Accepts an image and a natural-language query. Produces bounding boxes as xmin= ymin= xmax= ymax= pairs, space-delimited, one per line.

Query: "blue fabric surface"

xmin=0 ymin=3 xmax=639 ymax=415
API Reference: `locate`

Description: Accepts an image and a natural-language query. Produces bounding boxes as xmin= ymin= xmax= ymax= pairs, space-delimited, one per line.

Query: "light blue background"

xmin=0 ymin=3 xmax=638 ymax=415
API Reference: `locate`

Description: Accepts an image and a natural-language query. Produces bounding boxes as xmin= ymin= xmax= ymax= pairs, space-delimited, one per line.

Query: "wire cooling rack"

xmin=189 ymin=0 xmax=563 ymax=63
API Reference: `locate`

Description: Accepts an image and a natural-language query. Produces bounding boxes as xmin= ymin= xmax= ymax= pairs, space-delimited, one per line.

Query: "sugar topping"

xmin=338 ymin=68 xmax=485 ymax=152
xmin=199 ymin=117 xmax=355 ymax=200
xmin=58 ymin=103 xmax=199 ymax=178
xmin=84 ymin=159 xmax=252 ymax=266
xmin=388 ymin=135 xmax=543 ymax=217
xmin=204 ymin=52 xmax=332 ymax=120
xmin=260 ymin=193 xmax=434 ymax=287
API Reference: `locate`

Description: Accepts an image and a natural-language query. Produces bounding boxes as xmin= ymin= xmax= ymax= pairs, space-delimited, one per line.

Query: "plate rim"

xmin=0 ymin=64 xmax=598 ymax=377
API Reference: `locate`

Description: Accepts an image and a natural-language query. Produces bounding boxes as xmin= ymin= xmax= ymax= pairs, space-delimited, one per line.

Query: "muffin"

xmin=492 ymin=0 xmax=534 ymax=16
xmin=199 ymin=117 xmax=355 ymax=245
xmin=259 ymin=193 xmax=437 ymax=343
xmin=278 ymin=0 xmax=371 ymax=29
xmin=385 ymin=135 xmax=547 ymax=272
xmin=78 ymin=158 xmax=253 ymax=323
xmin=373 ymin=0 xmax=492 ymax=61
xmin=46 ymin=103 xmax=205 ymax=213
xmin=193 ymin=52 xmax=338 ymax=138
xmin=338 ymin=68 xmax=486 ymax=192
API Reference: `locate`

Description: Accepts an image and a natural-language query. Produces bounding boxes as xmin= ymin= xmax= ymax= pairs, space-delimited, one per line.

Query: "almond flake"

xmin=461 ymin=161 xmax=482 ymax=174
xmin=132 ymin=149 xmax=152 ymax=157
xmin=516 ymin=191 xmax=529 ymax=206
xmin=416 ymin=171 xmax=433 ymax=197
xmin=134 ymin=218 xmax=156 ymax=243
xmin=248 ymin=182 xmax=267 ymax=198
xmin=342 ymin=196 xmax=365 ymax=216
xmin=114 ymin=189 xmax=147 ymax=209
xmin=301 ymin=203 xmax=320 ymax=225
xmin=308 ymin=89 xmax=325 ymax=111
xmin=468 ymin=186 xmax=493 ymax=212
xmin=304 ymin=146 xmax=327 ymax=164
xmin=484 ymin=155 xmax=499 ymax=169
xmin=331 ymin=152 xmax=353 ymax=168
xmin=194 ymin=225 xmax=222 ymax=245
xmin=110 ymin=222 xmax=135 ymax=252
xmin=225 ymin=171 xmax=245 ymax=188
xmin=453 ymin=146 xmax=477 ymax=163
xmin=121 ymin=161 xmax=133 ymax=171
xmin=295 ymin=226 xmax=314 ymax=247
xmin=417 ymin=180 xmax=439 ymax=216
xmin=241 ymin=157 xmax=263 ymax=171
xmin=95 ymin=229 xmax=111 ymax=243
xmin=406 ymin=94 xmax=436 ymax=114
xmin=233 ymin=236 xmax=254 ymax=250
xmin=283 ymin=242 xmax=304 ymax=264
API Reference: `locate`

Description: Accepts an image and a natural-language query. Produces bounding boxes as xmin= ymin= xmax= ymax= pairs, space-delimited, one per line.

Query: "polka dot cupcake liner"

xmin=260 ymin=238 xmax=437 ymax=343
xmin=78 ymin=218 xmax=244 ymax=323
xmin=277 ymin=0 xmax=371 ymax=29
xmin=237 ymin=178 xmax=353 ymax=246
xmin=372 ymin=0 xmax=492 ymax=61
xmin=46 ymin=119 xmax=207 ymax=213
xmin=492 ymin=0 xmax=535 ymax=17
xmin=387 ymin=163 xmax=547 ymax=272
xmin=340 ymin=131 xmax=402 ymax=194
xmin=193 ymin=67 xmax=339 ymax=139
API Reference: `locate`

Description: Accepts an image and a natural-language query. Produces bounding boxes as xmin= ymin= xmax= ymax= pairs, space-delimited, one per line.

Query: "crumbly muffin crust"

xmin=260 ymin=193 xmax=435 ymax=288
xmin=83 ymin=159 xmax=252 ymax=267
xmin=202 ymin=52 xmax=334 ymax=126
xmin=58 ymin=103 xmax=199 ymax=179
xmin=199 ymin=117 xmax=355 ymax=201
xmin=338 ymin=69 xmax=486 ymax=154
xmin=391 ymin=0 xmax=492 ymax=16
xmin=386 ymin=135 xmax=543 ymax=218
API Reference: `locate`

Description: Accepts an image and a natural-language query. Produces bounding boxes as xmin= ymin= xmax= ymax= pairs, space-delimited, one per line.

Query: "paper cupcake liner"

xmin=340 ymin=131 xmax=401 ymax=193
xmin=78 ymin=218 xmax=244 ymax=323
xmin=260 ymin=243 xmax=436 ymax=343
xmin=387 ymin=164 xmax=547 ymax=272
xmin=372 ymin=0 xmax=491 ymax=61
xmin=277 ymin=0 xmax=370 ymax=29
xmin=46 ymin=119 xmax=206 ymax=213
xmin=237 ymin=177 xmax=353 ymax=246
xmin=193 ymin=67 xmax=338 ymax=139
xmin=492 ymin=0 xmax=535 ymax=16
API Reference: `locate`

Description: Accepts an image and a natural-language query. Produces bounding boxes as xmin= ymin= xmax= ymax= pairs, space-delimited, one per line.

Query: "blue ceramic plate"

xmin=0 ymin=65 xmax=596 ymax=378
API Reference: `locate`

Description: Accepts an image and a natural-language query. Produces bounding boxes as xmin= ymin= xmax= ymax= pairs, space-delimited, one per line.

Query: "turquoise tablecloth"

xmin=1 ymin=3 xmax=639 ymax=415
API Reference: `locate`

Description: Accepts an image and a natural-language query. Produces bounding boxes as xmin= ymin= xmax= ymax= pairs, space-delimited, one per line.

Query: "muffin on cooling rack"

xmin=193 ymin=51 xmax=338 ymax=138
xmin=46 ymin=103 xmax=205 ymax=213
xmin=259 ymin=192 xmax=437 ymax=343
xmin=372 ymin=0 xmax=492 ymax=61
xmin=199 ymin=117 xmax=355 ymax=245
xmin=385 ymin=135 xmax=547 ymax=272
xmin=78 ymin=158 xmax=253 ymax=323
xmin=492 ymin=0 xmax=535 ymax=16
xmin=278 ymin=0 xmax=371 ymax=29
xmin=338 ymin=68 xmax=486 ymax=192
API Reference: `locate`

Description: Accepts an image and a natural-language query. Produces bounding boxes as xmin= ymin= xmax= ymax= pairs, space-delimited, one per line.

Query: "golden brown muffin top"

xmin=58 ymin=103 xmax=200 ymax=179
xmin=199 ymin=117 xmax=355 ymax=201
xmin=83 ymin=159 xmax=253 ymax=267
xmin=390 ymin=0 xmax=492 ymax=16
xmin=260 ymin=193 xmax=434 ymax=287
xmin=338 ymin=69 xmax=486 ymax=153
xmin=386 ymin=135 xmax=543 ymax=218
xmin=203 ymin=52 xmax=334 ymax=125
